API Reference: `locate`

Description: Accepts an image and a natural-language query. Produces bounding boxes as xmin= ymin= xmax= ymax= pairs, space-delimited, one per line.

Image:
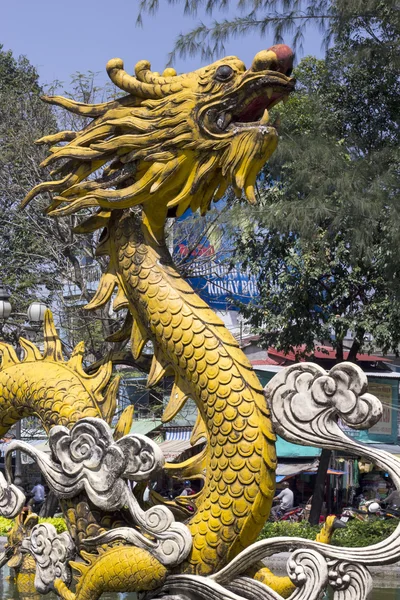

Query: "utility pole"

xmin=309 ymin=449 xmax=331 ymax=525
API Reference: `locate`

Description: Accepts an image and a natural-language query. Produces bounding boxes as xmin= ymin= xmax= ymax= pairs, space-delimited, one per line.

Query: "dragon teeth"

xmin=260 ymin=109 xmax=269 ymax=125
xmin=217 ymin=112 xmax=232 ymax=130
xmin=266 ymin=88 xmax=273 ymax=99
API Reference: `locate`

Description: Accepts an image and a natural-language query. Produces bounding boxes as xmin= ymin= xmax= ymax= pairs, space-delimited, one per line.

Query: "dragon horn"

xmin=107 ymin=58 xmax=169 ymax=98
xmin=135 ymin=60 xmax=180 ymax=85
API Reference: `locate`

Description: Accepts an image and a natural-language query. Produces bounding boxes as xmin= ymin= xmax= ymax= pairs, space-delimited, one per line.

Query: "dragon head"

xmin=23 ymin=45 xmax=294 ymax=236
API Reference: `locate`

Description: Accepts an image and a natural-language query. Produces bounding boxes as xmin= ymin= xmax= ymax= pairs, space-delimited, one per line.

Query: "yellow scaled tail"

xmin=54 ymin=547 xmax=168 ymax=600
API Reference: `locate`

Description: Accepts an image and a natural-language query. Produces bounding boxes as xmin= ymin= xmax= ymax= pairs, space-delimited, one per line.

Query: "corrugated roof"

xmin=366 ymin=443 xmax=400 ymax=457
xmin=158 ymin=439 xmax=198 ymax=461
xmin=276 ymin=461 xmax=318 ymax=476
xmin=268 ymin=345 xmax=390 ymax=364
xmin=251 ymin=358 xmax=280 ymax=366
xmin=165 ymin=428 xmax=192 ymax=441
xmin=128 ymin=419 xmax=162 ymax=436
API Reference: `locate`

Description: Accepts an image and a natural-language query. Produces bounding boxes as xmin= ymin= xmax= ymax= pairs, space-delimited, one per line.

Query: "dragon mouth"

xmin=229 ymin=88 xmax=289 ymax=128
xmin=204 ymin=76 xmax=295 ymax=135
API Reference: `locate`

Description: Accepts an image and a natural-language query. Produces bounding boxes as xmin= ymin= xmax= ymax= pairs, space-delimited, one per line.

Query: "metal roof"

xmin=128 ymin=419 xmax=162 ymax=436
xmin=276 ymin=436 xmax=321 ymax=459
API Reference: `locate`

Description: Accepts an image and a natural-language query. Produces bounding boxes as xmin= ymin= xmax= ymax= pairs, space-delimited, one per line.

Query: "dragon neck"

xmin=103 ymin=210 xmax=277 ymax=574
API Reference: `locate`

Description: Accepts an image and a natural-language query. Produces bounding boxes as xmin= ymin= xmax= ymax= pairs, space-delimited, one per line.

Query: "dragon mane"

xmin=22 ymin=53 xmax=293 ymax=232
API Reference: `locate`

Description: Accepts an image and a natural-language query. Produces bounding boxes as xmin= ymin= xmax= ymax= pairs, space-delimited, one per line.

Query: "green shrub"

xmin=0 ymin=517 xmax=13 ymax=535
xmin=331 ymin=518 xmax=399 ymax=547
xmin=0 ymin=516 xmax=67 ymax=536
xmin=38 ymin=517 xmax=67 ymax=533
xmin=258 ymin=518 xmax=400 ymax=547
xmin=258 ymin=521 xmax=320 ymax=541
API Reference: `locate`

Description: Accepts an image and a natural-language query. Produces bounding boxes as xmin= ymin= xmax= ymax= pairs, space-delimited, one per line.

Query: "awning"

xmin=164 ymin=428 xmax=192 ymax=441
xmin=157 ymin=439 xmax=204 ymax=461
xmin=277 ymin=461 xmax=319 ymax=476
xmin=276 ymin=437 xmax=321 ymax=459
xmin=276 ymin=461 xmax=318 ymax=481
xmin=302 ymin=469 xmax=346 ymax=476
xmin=367 ymin=443 xmax=400 ymax=459
xmin=276 ymin=461 xmax=345 ymax=481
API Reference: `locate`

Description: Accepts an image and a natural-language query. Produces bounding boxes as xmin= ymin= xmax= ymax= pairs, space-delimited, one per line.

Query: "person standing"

xmin=30 ymin=480 xmax=45 ymax=514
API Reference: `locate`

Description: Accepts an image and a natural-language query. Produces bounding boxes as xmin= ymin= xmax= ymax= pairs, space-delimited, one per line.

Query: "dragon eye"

xmin=215 ymin=65 xmax=234 ymax=81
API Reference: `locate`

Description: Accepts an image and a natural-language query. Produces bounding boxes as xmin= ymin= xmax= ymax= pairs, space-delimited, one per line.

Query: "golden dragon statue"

xmin=2 ymin=42 xmax=396 ymax=600
xmin=22 ymin=41 xmax=294 ymax=576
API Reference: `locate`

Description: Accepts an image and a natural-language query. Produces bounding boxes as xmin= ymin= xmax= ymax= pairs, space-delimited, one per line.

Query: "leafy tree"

xmin=0 ymin=47 xmax=122 ymax=359
xmin=137 ymin=0 xmax=399 ymax=63
xmin=0 ymin=45 xmax=58 ymax=343
xmin=231 ymin=47 xmax=400 ymax=360
xmin=236 ymin=224 xmax=400 ymax=361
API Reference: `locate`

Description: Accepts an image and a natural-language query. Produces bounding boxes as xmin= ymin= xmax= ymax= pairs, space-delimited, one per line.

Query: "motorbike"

xmin=340 ymin=500 xmax=400 ymax=523
xmin=269 ymin=505 xmax=305 ymax=522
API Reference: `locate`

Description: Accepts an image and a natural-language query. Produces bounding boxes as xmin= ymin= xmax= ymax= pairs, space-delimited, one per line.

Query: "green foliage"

xmin=236 ymin=224 xmax=400 ymax=358
xmin=0 ymin=47 xmax=124 ymax=360
xmin=38 ymin=517 xmax=67 ymax=534
xmin=0 ymin=516 xmax=67 ymax=536
xmin=231 ymin=36 xmax=400 ymax=358
xmin=331 ymin=518 xmax=399 ymax=547
xmin=0 ymin=44 xmax=59 ymax=327
xmin=0 ymin=517 xmax=14 ymax=535
xmin=258 ymin=518 xmax=399 ymax=547
xmin=258 ymin=520 xmax=320 ymax=541
xmin=137 ymin=0 xmax=399 ymax=63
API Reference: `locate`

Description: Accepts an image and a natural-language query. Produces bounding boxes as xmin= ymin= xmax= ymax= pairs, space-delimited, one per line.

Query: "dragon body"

xmin=107 ymin=210 xmax=276 ymax=573
xmin=1 ymin=44 xmax=299 ymax=597
xmin=56 ymin=547 xmax=168 ymax=600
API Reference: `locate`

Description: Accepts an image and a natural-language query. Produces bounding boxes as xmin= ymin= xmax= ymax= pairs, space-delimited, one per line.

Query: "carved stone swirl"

xmin=4 ymin=417 xmax=192 ymax=569
xmin=262 ymin=362 xmax=400 ymax=567
xmin=265 ymin=362 xmax=382 ymax=450
xmin=201 ymin=360 xmax=400 ymax=593
xmin=161 ymin=574 xmax=269 ymax=600
xmin=286 ymin=549 xmax=328 ymax=600
xmin=0 ymin=471 xmax=26 ymax=518
xmin=21 ymin=522 xmax=75 ymax=594
xmin=227 ymin=577 xmax=285 ymax=600
xmin=328 ymin=561 xmax=373 ymax=600
xmin=5 ymin=417 xmax=164 ymax=511
xmin=81 ymin=493 xmax=192 ymax=567
xmin=150 ymin=549 xmax=328 ymax=600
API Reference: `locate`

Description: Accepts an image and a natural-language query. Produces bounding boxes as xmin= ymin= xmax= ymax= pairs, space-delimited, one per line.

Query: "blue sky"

xmin=2 ymin=1 xmax=324 ymax=89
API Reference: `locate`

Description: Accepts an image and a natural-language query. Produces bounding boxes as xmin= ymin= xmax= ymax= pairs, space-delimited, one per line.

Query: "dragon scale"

xmin=0 ymin=355 xmax=102 ymax=436
xmin=106 ymin=210 xmax=277 ymax=573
